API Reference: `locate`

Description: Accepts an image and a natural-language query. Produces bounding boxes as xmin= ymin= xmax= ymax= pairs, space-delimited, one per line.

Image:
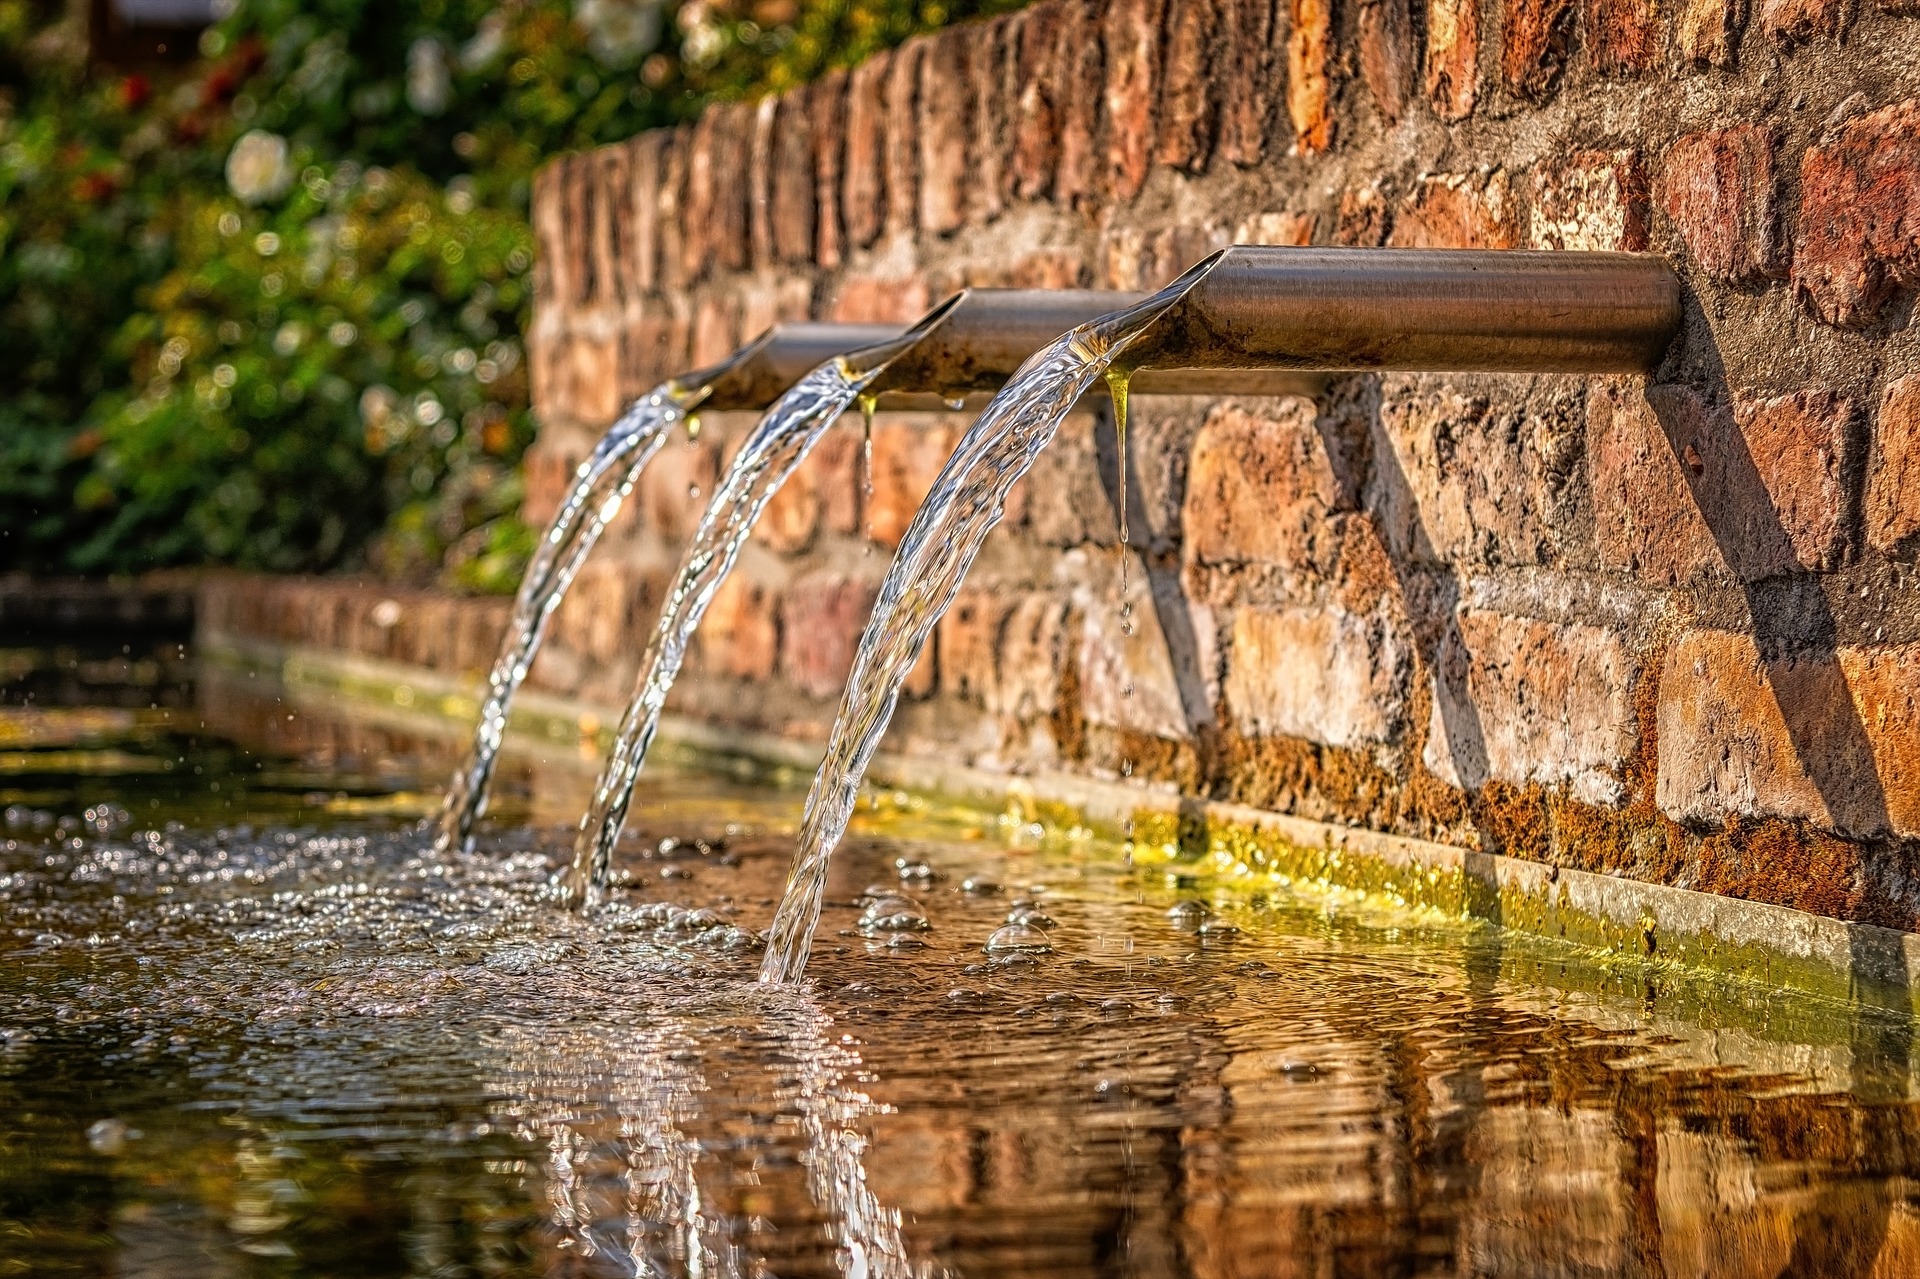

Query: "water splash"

xmin=561 ymin=308 xmax=951 ymax=907
xmin=436 ymin=383 xmax=703 ymax=855
xmin=759 ymin=266 xmax=1212 ymax=985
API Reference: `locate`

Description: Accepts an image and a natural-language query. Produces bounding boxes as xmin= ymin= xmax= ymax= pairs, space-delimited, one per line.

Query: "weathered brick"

xmin=1009 ymin=1 xmax=1065 ymax=200
xmin=1500 ymin=0 xmax=1575 ymax=100
xmin=653 ymin=128 xmax=691 ymax=294
xmin=1760 ymin=0 xmax=1848 ymax=39
xmin=1422 ymin=609 xmax=1638 ymax=805
xmin=748 ymin=96 xmax=777 ymax=270
xmin=1287 ymin=0 xmax=1335 ymax=154
xmin=1389 ymin=170 xmax=1517 ymax=248
xmin=1142 ymin=223 xmax=1231 ymax=288
xmin=1234 ymin=210 xmax=1317 ymax=245
xmin=919 ymin=28 xmax=972 ymax=235
xmin=1053 ymin=0 xmax=1106 ymax=208
xmin=1357 ymin=0 xmax=1415 ymax=124
xmin=991 ymin=594 xmax=1071 ymax=718
xmin=1657 ymin=630 xmax=1920 ymax=839
xmin=1104 ymin=0 xmax=1165 ymax=199
xmin=1586 ymin=380 xmax=1723 ymax=586
xmin=1426 ymin=0 xmax=1480 ymax=121
xmin=1675 ymin=0 xmax=1741 ymax=63
xmin=829 ymin=276 xmax=932 ymax=324
xmin=770 ymin=91 xmax=815 ymax=265
xmin=1020 ymin=411 xmax=1121 ymax=546
xmin=1226 ymin=604 xmax=1412 ymax=747
xmin=619 ymin=309 xmax=692 ymax=399
xmin=1659 ymin=126 xmax=1782 ymax=283
xmin=531 ymin=160 xmax=567 ymax=318
xmin=1335 ymin=184 xmax=1391 ymax=245
xmin=684 ymin=101 xmax=752 ymax=279
xmin=690 ymin=291 xmax=740 ymax=367
xmin=810 ymin=70 xmax=848 ymax=269
xmin=1074 ymin=548 xmax=1206 ymax=741
xmin=1794 ymin=102 xmax=1920 ymax=329
xmin=737 ymin=276 xmax=813 ymax=345
xmin=1529 ymin=150 xmax=1648 ymax=252
xmin=560 ymin=335 xmax=622 ymax=426
xmin=842 ymin=53 xmax=890 ymax=248
xmin=1183 ymin=400 xmax=1352 ymax=589
xmin=592 ymin=145 xmax=633 ymax=308
xmin=700 ymin=571 xmax=781 ymax=681
xmin=641 ymin=434 xmax=721 ymax=543
xmin=780 ymin=573 xmax=882 ymax=698
xmin=1869 ymin=374 xmax=1920 ymax=555
xmin=1218 ymin=0 xmax=1281 ymax=164
xmin=624 ymin=132 xmax=662 ymax=294
xmin=1155 ymin=0 xmax=1219 ymax=172
xmin=1008 ymin=249 xmax=1091 ymax=287
xmin=884 ymin=38 xmax=925 ymax=236
xmin=866 ymin=416 xmax=966 ymax=547
xmin=939 ymin=589 xmax=1011 ymax=703
xmin=968 ymin=15 xmax=1014 ymax=224
xmin=1584 ymin=0 xmax=1658 ymax=72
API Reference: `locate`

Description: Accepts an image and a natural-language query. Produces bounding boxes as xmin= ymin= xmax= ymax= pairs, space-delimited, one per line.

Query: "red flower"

xmin=120 ymin=75 xmax=152 ymax=110
xmin=74 ymin=172 xmax=121 ymax=203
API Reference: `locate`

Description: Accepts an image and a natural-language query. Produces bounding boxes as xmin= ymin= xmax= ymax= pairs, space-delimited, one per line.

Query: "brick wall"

xmin=491 ymin=0 xmax=1920 ymax=925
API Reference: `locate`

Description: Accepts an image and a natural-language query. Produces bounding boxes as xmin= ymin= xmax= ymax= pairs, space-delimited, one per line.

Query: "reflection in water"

xmin=7 ymin=682 xmax=1920 ymax=1275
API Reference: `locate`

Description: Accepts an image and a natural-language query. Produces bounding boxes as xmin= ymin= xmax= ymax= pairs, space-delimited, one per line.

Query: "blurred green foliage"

xmin=0 ymin=0 xmax=1019 ymax=589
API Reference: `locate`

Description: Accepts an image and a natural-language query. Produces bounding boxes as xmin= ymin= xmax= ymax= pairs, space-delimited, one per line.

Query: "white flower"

xmin=576 ymin=0 xmax=663 ymax=67
xmin=226 ymin=130 xmax=292 ymax=205
xmin=407 ymin=38 xmax=452 ymax=116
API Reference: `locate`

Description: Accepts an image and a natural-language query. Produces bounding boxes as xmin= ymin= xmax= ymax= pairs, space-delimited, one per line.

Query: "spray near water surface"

xmin=436 ymin=383 xmax=704 ymax=856
xmin=759 ymin=267 xmax=1212 ymax=985
xmin=563 ymin=306 xmax=956 ymax=907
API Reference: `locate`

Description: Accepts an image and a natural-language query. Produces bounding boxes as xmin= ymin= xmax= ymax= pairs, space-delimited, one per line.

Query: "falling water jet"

xmin=560 ymin=298 xmax=965 ymax=906
xmin=435 ymin=322 xmax=903 ymax=856
xmin=757 ymin=245 xmax=1684 ymax=984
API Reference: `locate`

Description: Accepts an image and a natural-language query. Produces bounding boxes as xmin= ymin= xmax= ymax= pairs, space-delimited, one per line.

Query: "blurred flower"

xmin=576 ymin=0 xmax=664 ymax=66
xmin=119 ymin=76 xmax=152 ymax=110
xmin=226 ymin=130 xmax=292 ymax=204
xmin=406 ymin=39 xmax=453 ymax=115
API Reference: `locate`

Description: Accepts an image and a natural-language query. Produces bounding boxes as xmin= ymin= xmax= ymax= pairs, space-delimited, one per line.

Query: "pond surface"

xmin=4 ymin=648 xmax=1920 ymax=1277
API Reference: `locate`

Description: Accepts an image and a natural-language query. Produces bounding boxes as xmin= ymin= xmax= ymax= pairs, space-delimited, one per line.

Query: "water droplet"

xmin=859 ymin=894 xmax=929 ymax=934
xmin=984 ymin=923 xmax=1052 ymax=955
xmin=1167 ymin=900 xmax=1210 ymax=925
xmin=687 ymin=484 xmax=701 ymax=500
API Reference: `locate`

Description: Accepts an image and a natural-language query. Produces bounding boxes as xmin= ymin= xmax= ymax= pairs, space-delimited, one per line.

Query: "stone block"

xmin=1234 ymin=210 xmax=1317 ymax=245
xmin=1054 ymin=0 xmax=1106 ymax=208
xmin=991 ymin=594 xmax=1072 ymax=718
xmin=866 ymin=416 xmax=966 ymax=547
xmin=884 ymin=38 xmax=925 ymax=236
xmin=641 ymin=434 xmax=721 ymax=543
xmin=1225 ymin=603 xmax=1411 ymax=747
xmin=829 ymin=276 xmax=933 ymax=325
xmin=1659 ymin=126 xmax=1782 ymax=283
xmin=1010 ymin=1 xmax=1065 ymax=200
xmin=1358 ymin=0 xmax=1415 ymax=123
xmin=1287 ymin=0 xmax=1335 ymax=154
xmin=1183 ymin=400 xmax=1352 ymax=584
xmin=770 ymin=90 xmax=815 ymax=265
xmin=1529 ymin=150 xmax=1648 ymax=252
xmin=780 ymin=573 xmax=882 ymax=699
xmin=1674 ymin=0 xmax=1741 ymax=63
xmin=939 ymin=589 xmax=1011 ymax=704
xmin=1021 ymin=410 xmax=1121 ymax=546
xmin=1657 ymin=630 xmax=1919 ymax=839
xmin=1759 ymin=0 xmax=1848 ymax=39
xmin=1870 ymin=374 xmax=1920 ymax=555
xmin=700 ymin=571 xmax=781 ymax=681
xmin=1426 ymin=0 xmax=1480 ymax=121
xmin=1389 ymin=169 xmax=1517 ymax=248
xmin=1501 ymin=0 xmax=1575 ymax=100
xmin=1584 ymin=0 xmax=1658 ymax=72
xmin=842 ymin=53 xmax=890 ymax=248
xmin=1218 ymin=0 xmax=1280 ymax=164
xmin=1794 ymin=101 xmax=1920 ymax=329
xmin=919 ymin=27 xmax=972 ymax=235
xmin=1422 ymin=609 xmax=1639 ymax=806
xmin=1104 ymin=0 xmax=1165 ymax=199
xmin=1155 ymin=0 xmax=1218 ymax=172
xmin=1072 ymin=548 xmax=1207 ymax=741
xmin=810 ymin=70 xmax=848 ymax=269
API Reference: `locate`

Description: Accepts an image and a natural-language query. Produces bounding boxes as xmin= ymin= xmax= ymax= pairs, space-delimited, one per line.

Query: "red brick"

xmin=1008 ymin=249 xmax=1090 ymax=288
xmin=780 ymin=573 xmax=882 ymax=698
xmin=690 ymin=292 xmax=740 ymax=368
xmin=884 ymin=38 xmax=925 ymax=236
xmin=992 ymin=594 xmax=1071 ymax=718
xmin=593 ymin=145 xmax=633 ymax=308
xmin=1286 ymin=0 xmax=1335 ymax=154
xmin=1794 ymin=102 xmax=1920 ymax=329
xmin=810 ymin=70 xmax=848 ymax=269
xmin=700 ymin=571 xmax=781 ymax=681
xmin=1335 ymin=184 xmax=1391 ymax=246
xmin=1529 ymin=150 xmax=1648 ymax=252
xmin=1421 ymin=609 xmax=1638 ymax=805
xmin=1074 ymin=547 xmax=1203 ymax=741
xmin=1009 ymin=1 xmax=1065 ymax=200
xmin=519 ymin=427 xmax=592 ymax=528
xmin=737 ymin=276 xmax=812 ymax=345
xmin=1143 ymin=223 xmax=1231 ymax=288
xmin=748 ymin=97 xmax=777 ymax=270
xmin=829 ymin=276 xmax=932 ymax=325
xmin=968 ymin=15 xmax=1015 ymax=224
xmin=641 ymin=434 xmax=721 ymax=543
xmin=842 ymin=53 xmax=890 ymax=249
xmin=755 ymin=417 xmax=860 ymax=554
xmin=695 ymin=102 xmax=754 ymax=278
xmin=1357 ymin=0 xmax=1415 ymax=124
xmin=1103 ymin=0 xmax=1165 ymax=199
xmin=1235 ymin=210 xmax=1317 ymax=245
xmin=1053 ymin=0 xmax=1106 ymax=208
xmin=938 ymin=589 xmax=1011 ymax=704
xmin=770 ymin=92 xmax=815 ymax=265
xmin=624 ymin=133 xmax=662 ymax=295
xmin=619 ymin=309 xmax=692 ymax=400
xmin=1657 ymin=630 xmax=1920 ymax=839
xmin=653 ymin=128 xmax=691 ymax=295
xmin=558 ymin=153 xmax=598 ymax=307
xmin=1500 ymin=0 xmax=1575 ymax=101
xmin=1426 ymin=0 xmax=1480 ymax=121
xmin=1759 ymin=0 xmax=1848 ymax=39
xmin=814 ymin=420 xmax=866 ymax=535
xmin=560 ymin=335 xmax=622 ymax=426
xmin=1584 ymin=0 xmax=1658 ymax=72
xmin=918 ymin=28 xmax=972 ymax=236
xmin=1586 ymin=380 xmax=1722 ymax=586
xmin=1389 ymin=170 xmax=1517 ymax=248
xmin=1021 ymin=411 xmax=1120 ymax=546
xmin=1183 ymin=401 xmax=1351 ymax=589
xmin=531 ymin=160 xmax=567 ymax=317
xmin=1225 ymin=603 xmax=1412 ymax=747
xmin=1659 ymin=127 xmax=1782 ymax=283
xmin=1155 ymin=0 xmax=1218 ymax=172
xmin=866 ymin=416 xmax=966 ymax=547
xmin=1675 ymin=0 xmax=1740 ymax=63
xmin=1870 ymin=374 xmax=1920 ymax=555
xmin=1218 ymin=0 xmax=1281 ymax=165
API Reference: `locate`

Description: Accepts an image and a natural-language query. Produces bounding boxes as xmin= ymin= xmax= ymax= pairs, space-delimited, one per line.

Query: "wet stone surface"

xmin=6 ymin=670 xmax=1920 ymax=1276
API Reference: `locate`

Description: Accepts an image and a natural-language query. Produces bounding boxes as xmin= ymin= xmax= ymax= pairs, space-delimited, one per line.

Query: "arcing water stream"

xmin=561 ymin=305 xmax=953 ymax=907
xmin=437 ymin=382 xmax=704 ymax=856
xmin=759 ymin=266 xmax=1212 ymax=984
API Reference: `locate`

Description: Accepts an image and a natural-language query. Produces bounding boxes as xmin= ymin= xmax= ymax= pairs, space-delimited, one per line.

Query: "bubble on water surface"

xmin=984 ymin=923 xmax=1052 ymax=955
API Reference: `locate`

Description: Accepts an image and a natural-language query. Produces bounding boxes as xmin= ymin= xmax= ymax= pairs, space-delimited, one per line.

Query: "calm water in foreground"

xmin=4 ymin=648 xmax=1920 ymax=1277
